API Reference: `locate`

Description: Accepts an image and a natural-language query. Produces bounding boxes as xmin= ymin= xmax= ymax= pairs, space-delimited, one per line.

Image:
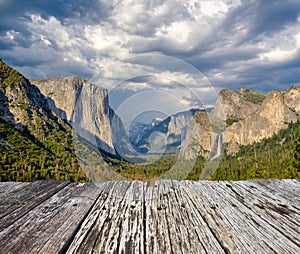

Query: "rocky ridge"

xmin=134 ymin=109 xmax=213 ymax=158
xmin=211 ymin=87 xmax=264 ymax=121
xmin=0 ymin=60 xmax=67 ymax=140
xmin=225 ymin=86 xmax=300 ymax=153
xmin=135 ymin=86 xmax=300 ymax=158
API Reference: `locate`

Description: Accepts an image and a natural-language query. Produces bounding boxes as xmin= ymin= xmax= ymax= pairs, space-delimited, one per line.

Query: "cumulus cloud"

xmin=1 ymin=0 xmax=300 ymax=111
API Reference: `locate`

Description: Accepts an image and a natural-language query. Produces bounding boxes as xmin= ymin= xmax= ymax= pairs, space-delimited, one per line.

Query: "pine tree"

xmin=287 ymin=134 xmax=300 ymax=178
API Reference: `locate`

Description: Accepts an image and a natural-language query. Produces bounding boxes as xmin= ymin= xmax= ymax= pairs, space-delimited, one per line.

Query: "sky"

xmin=1 ymin=0 xmax=300 ymax=123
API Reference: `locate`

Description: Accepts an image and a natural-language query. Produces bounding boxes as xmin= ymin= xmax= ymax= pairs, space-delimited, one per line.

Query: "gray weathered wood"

xmin=0 ymin=182 xmax=103 ymax=254
xmin=0 ymin=182 xmax=29 ymax=199
xmin=182 ymin=180 xmax=300 ymax=253
xmin=66 ymin=181 xmax=147 ymax=254
xmin=230 ymin=180 xmax=300 ymax=245
xmin=0 ymin=180 xmax=299 ymax=253
xmin=144 ymin=180 xmax=225 ymax=254
xmin=251 ymin=179 xmax=300 ymax=203
xmin=0 ymin=180 xmax=69 ymax=231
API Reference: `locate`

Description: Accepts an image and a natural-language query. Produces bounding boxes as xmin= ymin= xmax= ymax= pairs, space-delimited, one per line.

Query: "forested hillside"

xmin=0 ymin=119 xmax=89 ymax=182
xmin=0 ymin=60 xmax=91 ymax=182
xmin=210 ymin=121 xmax=300 ymax=180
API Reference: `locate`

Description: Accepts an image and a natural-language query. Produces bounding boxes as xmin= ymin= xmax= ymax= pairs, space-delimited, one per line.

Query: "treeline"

xmin=107 ymin=154 xmax=178 ymax=180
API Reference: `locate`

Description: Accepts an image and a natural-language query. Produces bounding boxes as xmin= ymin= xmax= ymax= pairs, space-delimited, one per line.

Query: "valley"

xmin=0 ymin=59 xmax=299 ymax=182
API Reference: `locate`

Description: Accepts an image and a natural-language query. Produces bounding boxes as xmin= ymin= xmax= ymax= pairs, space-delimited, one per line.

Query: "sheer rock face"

xmin=0 ymin=89 xmax=15 ymax=124
xmin=224 ymin=86 xmax=300 ymax=154
xmin=31 ymin=77 xmax=117 ymax=155
xmin=183 ymin=111 xmax=213 ymax=159
xmin=31 ymin=77 xmax=84 ymax=122
xmin=211 ymin=88 xmax=262 ymax=121
xmin=284 ymin=85 xmax=300 ymax=113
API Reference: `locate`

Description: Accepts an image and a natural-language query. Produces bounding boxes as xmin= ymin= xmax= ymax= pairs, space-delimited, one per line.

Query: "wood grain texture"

xmin=0 ymin=180 xmax=69 ymax=231
xmin=0 ymin=180 xmax=299 ymax=254
xmin=144 ymin=180 xmax=225 ymax=254
xmin=182 ymin=180 xmax=300 ymax=253
xmin=0 ymin=182 xmax=29 ymax=199
xmin=0 ymin=181 xmax=103 ymax=254
xmin=66 ymin=181 xmax=147 ymax=254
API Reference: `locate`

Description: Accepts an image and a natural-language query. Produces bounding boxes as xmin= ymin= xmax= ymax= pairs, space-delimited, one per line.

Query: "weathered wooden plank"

xmin=0 ymin=180 xmax=299 ymax=253
xmin=250 ymin=179 xmax=300 ymax=204
xmin=0 ymin=180 xmax=70 ymax=231
xmin=0 ymin=182 xmax=103 ymax=254
xmin=145 ymin=180 xmax=225 ymax=254
xmin=115 ymin=180 xmax=146 ymax=254
xmin=68 ymin=180 xmax=227 ymax=254
xmin=0 ymin=182 xmax=29 ymax=199
xmin=182 ymin=181 xmax=300 ymax=253
xmin=226 ymin=180 xmax=300 ymax=245
xmin=66 ymin=181 xmax=147 ymax=253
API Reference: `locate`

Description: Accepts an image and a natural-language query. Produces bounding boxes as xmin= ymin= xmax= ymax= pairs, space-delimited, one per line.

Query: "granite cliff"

xmin=224 ymin=86 xmax=300 ymax=153
xmin=31 ymin=77 xmax=127 ymax=155
xmin=211 ymin=87 xmax=265 ymax=121
xmin=0 ymin=59 xmax=68 ymax=140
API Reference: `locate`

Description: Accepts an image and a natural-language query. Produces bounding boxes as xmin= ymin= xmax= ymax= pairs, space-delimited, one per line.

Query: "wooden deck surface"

xmin=0 ymin=179 xmax=299 ymax=253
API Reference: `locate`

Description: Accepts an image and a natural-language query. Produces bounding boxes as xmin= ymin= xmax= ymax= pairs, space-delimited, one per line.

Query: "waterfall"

xmin=209 ymin=133 xmax=223 ymax=161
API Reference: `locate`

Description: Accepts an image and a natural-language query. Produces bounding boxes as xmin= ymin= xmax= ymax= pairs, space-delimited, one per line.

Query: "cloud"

xmin=1 ymin=0 xmax=300 ymax=109
xmin=0 ymin=0 xmax=110 ymax=25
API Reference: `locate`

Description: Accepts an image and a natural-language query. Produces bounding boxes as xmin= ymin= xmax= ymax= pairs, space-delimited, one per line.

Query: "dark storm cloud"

xmin=220 ymin=0 xmax=300 ymax=46
xmin=0 ymin=0 xmax=106 ymax=78
xmin=124 ymin=0 xmax=300 ymax=93
xmin=0 ymin=0 xmax=110 ymax=25
xmin=0 ymin=0 xmax=110 ymax=48
xmin=173 ymin=0 xmax=300 ymax=92
xmin=1 ymin=0 xmax=300 ymax=98
xmin=193 ymin=0 xmax=299 ymax=54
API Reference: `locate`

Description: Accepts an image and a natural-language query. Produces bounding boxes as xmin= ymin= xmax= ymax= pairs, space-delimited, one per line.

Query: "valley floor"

xmin=0 ymin=179 xmax=299 ymax=253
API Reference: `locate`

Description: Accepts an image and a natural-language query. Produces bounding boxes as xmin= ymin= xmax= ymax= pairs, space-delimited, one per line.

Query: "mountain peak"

xmin=151 ymin=117 xmax=163 ymax=127
xmin=240 ymin=87 xmax=257 ymax=93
